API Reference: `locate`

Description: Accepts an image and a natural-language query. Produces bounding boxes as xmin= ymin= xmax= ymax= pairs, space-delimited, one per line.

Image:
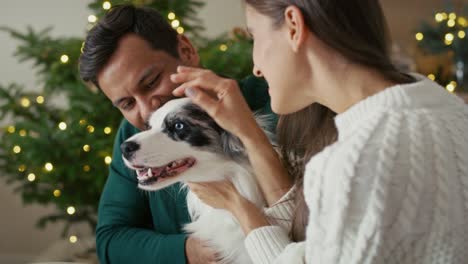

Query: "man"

xmin=79 ymin=4 xmax=275 ymax=264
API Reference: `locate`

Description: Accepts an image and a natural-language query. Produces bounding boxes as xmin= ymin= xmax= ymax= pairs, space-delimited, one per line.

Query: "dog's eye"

xmin=174 ymin=122 xmax=184 ymax=130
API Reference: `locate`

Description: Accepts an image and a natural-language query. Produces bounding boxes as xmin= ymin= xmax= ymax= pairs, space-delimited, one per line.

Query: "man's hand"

xmin=185 ymin=236 xmax=218 ymax=264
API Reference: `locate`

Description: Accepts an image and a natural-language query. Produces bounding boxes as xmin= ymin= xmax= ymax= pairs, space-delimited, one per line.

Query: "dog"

xmin=120 ymin=97 xmax=270 ymax=264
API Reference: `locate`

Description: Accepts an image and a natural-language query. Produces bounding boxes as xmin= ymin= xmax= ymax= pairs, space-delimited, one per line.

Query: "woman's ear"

xmin=177 ymin=34 xmax=200 ymax=66
xmin=284 ymin=5 xmax=308 ymax=52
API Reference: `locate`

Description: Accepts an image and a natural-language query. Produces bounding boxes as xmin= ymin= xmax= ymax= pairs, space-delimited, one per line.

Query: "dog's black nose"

xmin=121 ymin=141 xmax=140 ymax=160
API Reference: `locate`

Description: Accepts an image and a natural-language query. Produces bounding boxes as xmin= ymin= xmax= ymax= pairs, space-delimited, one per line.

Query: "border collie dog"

xmin=121 ymin=98 xmax=267 ymax=264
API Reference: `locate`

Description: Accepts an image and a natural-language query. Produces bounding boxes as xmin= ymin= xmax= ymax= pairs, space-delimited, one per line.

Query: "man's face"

xmin=97 ymin=33 xmax=199 ymax=130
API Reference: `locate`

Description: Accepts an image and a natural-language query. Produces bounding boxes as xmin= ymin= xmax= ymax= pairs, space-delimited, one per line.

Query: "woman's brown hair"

xmin=245 ymin=0 xmax=415 ymax=241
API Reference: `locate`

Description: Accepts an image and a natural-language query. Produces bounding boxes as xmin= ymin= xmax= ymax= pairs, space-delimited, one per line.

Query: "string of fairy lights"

xmin=415 ymin=11 xmax=467 ymax=93
xmin=9 ymin=95 xmax=114 ymax=244
xmin=9 ymin=97 xmax=114 ymax=243
xmin=6 ymin=1 xmax=233 ymax=245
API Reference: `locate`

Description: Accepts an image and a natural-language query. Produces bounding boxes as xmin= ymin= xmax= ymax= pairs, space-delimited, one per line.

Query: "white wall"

xmin=0 ymin=0 xmax=245 ymax=261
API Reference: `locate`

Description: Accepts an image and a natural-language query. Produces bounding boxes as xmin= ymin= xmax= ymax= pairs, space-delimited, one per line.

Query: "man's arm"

xmin=96 ymin=120 xmax=187 ymax=264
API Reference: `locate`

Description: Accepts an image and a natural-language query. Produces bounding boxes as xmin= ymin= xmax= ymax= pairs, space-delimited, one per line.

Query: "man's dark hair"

xmin=79 ymin=4 xmax=179 ymax=88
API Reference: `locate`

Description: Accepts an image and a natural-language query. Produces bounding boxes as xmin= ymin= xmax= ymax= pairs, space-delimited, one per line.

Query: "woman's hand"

xmin=171 ymin=66 xmax=263 ymax=141
xmin=187 ymin=180 xmax=243 ymax=212
xmin=188 ymin=180 xmax=271 ymax=235
xmin=173 ymin=66 xmax=292 ymax=206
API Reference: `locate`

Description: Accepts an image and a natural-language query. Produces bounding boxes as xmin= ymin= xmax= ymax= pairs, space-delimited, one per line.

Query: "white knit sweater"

xmin=247 ymin=75 xmax=468 ymax=264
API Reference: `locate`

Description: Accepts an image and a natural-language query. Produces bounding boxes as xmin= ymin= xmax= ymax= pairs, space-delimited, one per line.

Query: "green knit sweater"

xmin=96 ymin=76 xmax=276 ymax=264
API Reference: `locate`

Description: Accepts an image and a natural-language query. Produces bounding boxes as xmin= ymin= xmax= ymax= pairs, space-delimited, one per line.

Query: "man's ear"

xmin=177 ymin=34 xmax=200 ymax=66
xmin=283 ymin=5 xmax=308 ymax=52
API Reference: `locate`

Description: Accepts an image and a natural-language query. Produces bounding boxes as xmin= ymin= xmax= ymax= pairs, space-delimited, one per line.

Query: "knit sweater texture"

xmin=245 ymin=74 xmax=468 ymax=264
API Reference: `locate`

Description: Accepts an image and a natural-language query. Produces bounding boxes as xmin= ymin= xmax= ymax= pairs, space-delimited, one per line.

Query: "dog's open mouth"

xmin=135 ymin=157 xmax=196 ymax=185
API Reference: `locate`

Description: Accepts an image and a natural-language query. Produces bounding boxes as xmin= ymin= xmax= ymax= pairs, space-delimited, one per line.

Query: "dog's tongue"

xmin=150 ymin=167 xmax=165 ymax=177
xmin=136 ymin=158 xmax=196 ymax=184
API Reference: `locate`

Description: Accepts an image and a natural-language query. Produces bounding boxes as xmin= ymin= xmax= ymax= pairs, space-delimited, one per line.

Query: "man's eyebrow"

xmin=138 ymin=64 xmax=158 ymax=86
xmin=111 ymin=64 xmax=159 ymax=107
xmin=112 ymin=97 xmax=127 ymax=108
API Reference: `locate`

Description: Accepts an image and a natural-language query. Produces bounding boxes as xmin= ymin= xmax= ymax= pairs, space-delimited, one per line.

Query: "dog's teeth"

xmin=147 ymin=168 xmax=153 ymax=177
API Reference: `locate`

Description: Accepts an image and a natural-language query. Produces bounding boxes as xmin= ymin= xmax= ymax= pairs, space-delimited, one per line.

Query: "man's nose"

xmin=121 ymin=141 xmax=140 ymax=160
xmin=140 ymin=98 xmax=161 ymax=125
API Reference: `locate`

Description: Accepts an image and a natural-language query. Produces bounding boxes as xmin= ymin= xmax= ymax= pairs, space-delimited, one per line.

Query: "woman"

xmin=171 ymin=0 xmax=468 ymax=263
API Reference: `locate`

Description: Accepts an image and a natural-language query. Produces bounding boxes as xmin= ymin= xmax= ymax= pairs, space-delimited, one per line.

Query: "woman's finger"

xmin=177 ymin=65 xmax=200 ymax=73
xmin=171 ymin=68 xmax=227 ymax=97
xmin=185 ymin=87 xmax=220 ymax=118
xmin=170 ymin=66 xmax=206 ymax=84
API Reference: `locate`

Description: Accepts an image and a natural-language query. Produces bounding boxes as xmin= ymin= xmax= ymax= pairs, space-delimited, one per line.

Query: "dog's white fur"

xmin=123 ymin=98 xmax=267 ymax=264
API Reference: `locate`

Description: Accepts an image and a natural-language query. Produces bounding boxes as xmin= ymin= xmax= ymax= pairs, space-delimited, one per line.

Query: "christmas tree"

xmin=415 ymin=0 xmax=468 ymax=92
xmin=0 ymin=0 xmax=253 ymax=240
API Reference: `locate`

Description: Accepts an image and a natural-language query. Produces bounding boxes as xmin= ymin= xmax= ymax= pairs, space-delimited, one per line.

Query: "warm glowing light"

xmin=45 ymin=163 xmax=53 ymax=171
xmin=13 ymin=145 xmax=21 ymax=154
xmin=19 ymin=130 xmax=27 ymax=137
xmin=88 ymin=15 xmax=97 ymax=23
xmin=7 ymin=126 xmax=15 ymax=133
xmin=67 ymin=206 xmax=76 ymax=215
xmin=458 ymin=17 xmax=467 ymax=27
xmin=415 ymin=32 xmax=424 ymax=41
xmin=428 ymin=74 xmax=436 ymax=81
xmin=60 ymin=55 xmax=69 ymax=63
xmin=83 ymin=145 xmax=91 ymax=152
xmin=105 ymin=156 xmax=112 ymax=165
xmin=177 ymin=27 xmax=184 ymax=34
xmin=18 ymin=165 xmax=26 ymax=172
xmin=445 ymin=33 xmax=455 ymax=41
xmin=458 ymin=30 xmax=466 ymax=39
xmin=83 ymin=165 xmax=91 ymax=172
xmin=27 ymin=173 xmax=36 ymax=182
xmin=87 ymin=125 xmax=95 ymax=133
xmin=168 ymin=12 xmax=176 ymax=20
xmin=447 ymin=19 xmax=456 ymax=27
xmin=446 ymin=81 xmax=457 ymax=93
xmin=20 ymin=97 xmax=31 ymax=107
xmin=79 ymin=119 xmax=87 ymax=126
xmin=104 ymin=127 xmax=112 ymax=134
xmin=435 ymin=13 xmax=444 ymax=22
xmin=36 ymin=96 xmax=45 ymax=104
xmin=69 ymin=235 xmax=78 ymax=243
xmin=58 ymin=122 xmax=67 ymax=130
xmin=171 ymin=20 xmax=180 ymax=28
xmin=449 ymin=13 xmax=457 ymax=20
xmin=53 ymin=189 xmax=61 ymax=197
xmin=219 ymin=44 xmax=228 ymax=52
xmin=102 ymin=1 xmax=111 ymax=10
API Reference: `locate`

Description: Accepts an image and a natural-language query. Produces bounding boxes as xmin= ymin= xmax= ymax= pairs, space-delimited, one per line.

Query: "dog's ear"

xmin=253 ymin=112 xmax=277 ymax=145
xmin=221 ymin=132 xmax=246 ymax=160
